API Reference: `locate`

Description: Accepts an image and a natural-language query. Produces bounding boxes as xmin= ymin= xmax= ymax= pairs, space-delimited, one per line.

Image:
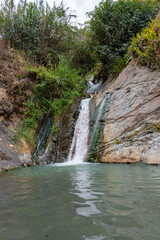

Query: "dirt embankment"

xmin=0 ymin=40 xmax=33 ymax=171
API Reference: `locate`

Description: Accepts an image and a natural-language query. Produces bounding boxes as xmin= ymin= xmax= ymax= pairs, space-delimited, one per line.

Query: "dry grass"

xmin=0 ymin=39 xmax=34 ymax=124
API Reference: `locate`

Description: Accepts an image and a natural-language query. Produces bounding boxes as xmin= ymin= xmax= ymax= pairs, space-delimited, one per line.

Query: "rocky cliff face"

xmin=94 ymin=61 xmax=160 ymax=164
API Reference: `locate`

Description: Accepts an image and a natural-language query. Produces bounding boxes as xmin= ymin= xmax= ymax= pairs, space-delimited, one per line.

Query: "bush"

xmin=129 ymin=17 xmax=160 ymax=69
xmin=0 ymin=0 xmax=75 ymax=66
xmin=70 ymin=28 xmax=97 ymax=74
xmin=16 ymin=57 xmax=86 ymax=146
xmin=0 ymin=0 xmax=96 ymax=73
xmin=88 ymin=0 xmax=160 ymax=77
xmin=24 ymin=57 xmax=86 ymax=128
xmin=112 ymin=55 xmax=131 ymax=76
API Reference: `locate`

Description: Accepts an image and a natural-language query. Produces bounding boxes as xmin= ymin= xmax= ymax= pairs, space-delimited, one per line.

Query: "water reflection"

xmin=1 ymin=164 xmax=160 ymax=240
xmin=71 ymin=167 xmax=103 ymax=217
xmin=84 ymin=235 xmax=106 ymax=240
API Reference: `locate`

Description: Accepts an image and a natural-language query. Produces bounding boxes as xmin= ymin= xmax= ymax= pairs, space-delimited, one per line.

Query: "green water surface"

xmin=0 ymin=164 xmax=160 ymax=240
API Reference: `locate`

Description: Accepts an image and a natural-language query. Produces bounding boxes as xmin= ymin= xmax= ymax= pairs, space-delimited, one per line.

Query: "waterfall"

xmin=67 ymin=99 xmax=90 ymax=163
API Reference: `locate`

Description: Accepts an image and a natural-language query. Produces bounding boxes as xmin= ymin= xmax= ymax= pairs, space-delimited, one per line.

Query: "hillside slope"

xmin=0 ymin=40 xmax=32 ymax=171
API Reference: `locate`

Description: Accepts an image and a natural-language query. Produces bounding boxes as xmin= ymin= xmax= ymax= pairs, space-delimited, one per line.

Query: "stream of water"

xmin=0 ymin=164 xmax=160 ymax=240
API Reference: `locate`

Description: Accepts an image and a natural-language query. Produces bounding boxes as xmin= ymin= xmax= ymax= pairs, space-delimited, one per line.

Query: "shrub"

xmin=0 ymin=0 xmax=75 ymax=66
xmin=88 ymin=0 xmax=160 ymax=77
xmin=14 ymin=125 xmax=36 ymax=148
xmin=112 ymin=55 xmax=131 ymax=76
xmin=16 ymin=57 xmax=86 ymax=147
xmin=129 ymin=17 xmax=160 ymax=69
xmin=70 ymin=27 xmax=97 ymax=74
xmin=24 ymin=57 xmax=86 ymax=128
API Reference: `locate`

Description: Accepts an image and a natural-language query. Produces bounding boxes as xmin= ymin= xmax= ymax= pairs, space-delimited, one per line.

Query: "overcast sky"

xmin=48 ymin=0 xmax=102 ymax=24
xmin=13 ymin=0 xmax=102 ymax=24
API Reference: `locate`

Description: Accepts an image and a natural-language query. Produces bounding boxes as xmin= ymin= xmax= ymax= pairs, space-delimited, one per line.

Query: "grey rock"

xmin=0 ymin=123 xmax=32 ymax=172
xmin=93 ymin=61 xmax=160 ymax=164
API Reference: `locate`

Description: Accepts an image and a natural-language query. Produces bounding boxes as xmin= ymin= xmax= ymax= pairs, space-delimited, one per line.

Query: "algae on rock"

xmin=87 ymin=94 xmax=109 ymax=162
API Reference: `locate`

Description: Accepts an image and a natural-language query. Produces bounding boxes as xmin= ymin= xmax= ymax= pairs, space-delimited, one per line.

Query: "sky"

xmin=48 ymin=0 xmax=102 ymax=24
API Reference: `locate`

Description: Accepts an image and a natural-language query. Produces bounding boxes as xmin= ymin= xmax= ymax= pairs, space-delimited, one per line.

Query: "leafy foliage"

xmin=14 ymin=57 xmax=86 ymax=147
xmin=0 ymin=0 xmax=75 ymax=65
xmin=70 ymin=27 xmax=97 ymax=74
xmin=0 ymin=0 xmax=96 ymax=72
xmin=112 ymin=55 xmax=131 ymax=76
xmin=24 ymin=57 xmax=86 ymax=129
xmin=129 ymin=17 xmax=160 ymax=69
xmin=88 ymin=0 xmax=160 ymax=77
xmin=15 ymin=126 xmax=36 ymax=148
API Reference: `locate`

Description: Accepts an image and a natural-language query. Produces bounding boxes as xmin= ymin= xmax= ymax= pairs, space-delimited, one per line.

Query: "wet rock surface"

xmin=95 ymin=61 xmax=160 ymax=164
xmin=36 ymin=100 xmax=80 ymax=164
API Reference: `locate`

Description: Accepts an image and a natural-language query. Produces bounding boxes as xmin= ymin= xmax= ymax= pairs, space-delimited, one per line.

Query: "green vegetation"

xmin=88 ymin=0 xmax=160 ymax=77
xmin=70 ymin=27 xmax=97 ymax=74
xmin=129 ymin=17 xmax=160 ymax=69
xmin=126 ymin=130 xmax=140 ymax=139
xmin=0 ymin=0 xmax=95 ymax=73
xmin=16 ymin=58 xmax=85 ymax=147
xmin=0 ymin=0 xmax=75 ymax=66
xmin=28 ymin=58 xmax=85 ymax=121
xmin=0 ymin=0 xmax=159 ymax=75
xmin=115 ymin=139 xmax=122 ymax=144
xmin=152 ymin=123 xmax=160 ymax=132
xmin=112 ymin=55 xmax=131 ymax=76
xmin=15 ymin=126 xmax=36 ymax=148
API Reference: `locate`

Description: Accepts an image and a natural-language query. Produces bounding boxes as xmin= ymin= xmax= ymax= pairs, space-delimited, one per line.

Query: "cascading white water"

xmin=67 ymin=99 xmax=90 ymax=163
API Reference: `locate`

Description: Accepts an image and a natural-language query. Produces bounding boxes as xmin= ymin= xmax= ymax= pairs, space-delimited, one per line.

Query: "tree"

xmin=0 ymin=0 xmax=75 ymax=66
xmin=88 ymin=0 xmax=160 ymax=77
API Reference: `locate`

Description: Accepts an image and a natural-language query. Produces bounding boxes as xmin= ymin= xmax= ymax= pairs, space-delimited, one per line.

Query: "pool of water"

xmin=0 ymin=163 xmax=160 ymax=240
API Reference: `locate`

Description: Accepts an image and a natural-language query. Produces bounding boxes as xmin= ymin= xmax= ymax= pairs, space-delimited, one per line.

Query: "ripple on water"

xmin=0 ymin=164 xmax=160 ymax=240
